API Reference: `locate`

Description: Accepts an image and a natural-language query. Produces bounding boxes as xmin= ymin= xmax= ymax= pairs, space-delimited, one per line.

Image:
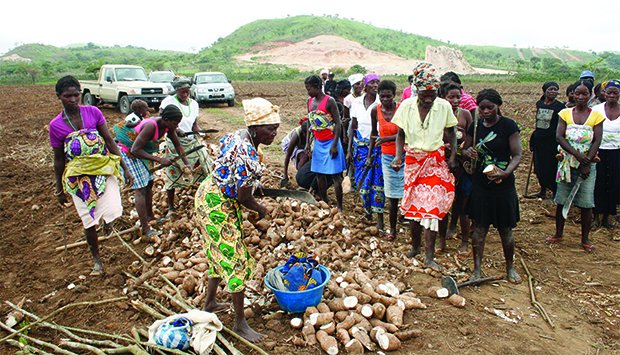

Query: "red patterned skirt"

xmin=400 ymin=147 xmax=455 ymax=231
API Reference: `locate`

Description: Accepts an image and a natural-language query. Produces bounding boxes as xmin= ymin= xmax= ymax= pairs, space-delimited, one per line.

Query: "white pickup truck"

xmin=80 ymin=65 xmax=174 ymax=114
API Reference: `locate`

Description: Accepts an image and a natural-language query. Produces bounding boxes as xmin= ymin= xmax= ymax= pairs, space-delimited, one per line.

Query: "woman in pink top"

xmin=115 ymin=105 xmax=190 ymax=237
xmin=50 ymin=76 xmax=132 ymax=275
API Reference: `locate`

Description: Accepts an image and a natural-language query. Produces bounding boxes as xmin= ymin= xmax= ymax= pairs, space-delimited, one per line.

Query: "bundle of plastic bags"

xmin=148 ymin=309 xmax=223 ymax=354
xmin=265 ymin=252 xmax=324 ymax=291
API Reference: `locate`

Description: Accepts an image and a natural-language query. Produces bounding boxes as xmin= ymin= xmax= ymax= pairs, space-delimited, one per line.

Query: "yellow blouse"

xmin=392 ymin=97 xmax=458 ymax=152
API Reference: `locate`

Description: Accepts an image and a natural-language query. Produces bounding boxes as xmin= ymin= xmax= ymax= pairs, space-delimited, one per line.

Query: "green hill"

xmin=1 ymin=15 xmax=618 ymax=84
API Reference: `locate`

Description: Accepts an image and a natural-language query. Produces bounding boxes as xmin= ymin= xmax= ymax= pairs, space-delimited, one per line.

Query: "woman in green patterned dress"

xmin=194 ymin=97 xmax=280 ymax=342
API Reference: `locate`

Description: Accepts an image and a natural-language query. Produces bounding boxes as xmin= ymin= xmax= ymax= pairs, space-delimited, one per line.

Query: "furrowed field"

xmin=0 ymin=82 xmax=618 ymax=354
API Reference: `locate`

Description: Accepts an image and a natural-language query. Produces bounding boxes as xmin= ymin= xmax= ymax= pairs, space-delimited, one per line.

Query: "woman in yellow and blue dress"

xmin=194 ymin=98 xmax=279 ymax=342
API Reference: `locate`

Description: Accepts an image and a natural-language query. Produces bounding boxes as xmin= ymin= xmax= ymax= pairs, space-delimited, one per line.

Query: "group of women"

xmin=50 ymin=69 xmax=619 ymax=342
xmin=51 ymin=75 xmax=280 ymax=341
xmin=531 ymin=78 xmax=620 ymax=252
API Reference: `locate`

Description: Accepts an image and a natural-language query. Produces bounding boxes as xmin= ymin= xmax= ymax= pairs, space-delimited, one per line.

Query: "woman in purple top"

xmin=50 ymin=75 xmax=132 ymax=276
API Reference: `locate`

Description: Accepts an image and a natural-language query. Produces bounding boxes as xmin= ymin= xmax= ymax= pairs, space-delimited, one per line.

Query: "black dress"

xmin=467 ymin=117 xmax=520 ymax=228
xmin=530 ymin=99 xmax=564 ymax=192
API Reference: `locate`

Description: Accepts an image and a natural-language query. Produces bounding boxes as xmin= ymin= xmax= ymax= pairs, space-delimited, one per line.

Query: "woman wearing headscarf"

xmin=50 ymin=75 xmax=133 ymax=275
xmin=343 ymin=73 xmax=365 ymax=120
xmin=348 ymin=73 xmax=385 ymax=232
xmin=530 ymin=81 xmax=565 ymax=198
xmin=547 ymin=80 xmax=604 ymax=252
xmin=194 ymin=98 xmax=279 ymax=342
xmin=391 ymin=63 xmax=458 ymax=269
xmin=462 ymin=89 xmax=522 ymax=283
xmin=592 ymin=80 xmax=620 ymax=228
xmin=115 ymin=105 xmax=191 ymax=238
xmin=159 ymin=80 xmax=211 ymax=219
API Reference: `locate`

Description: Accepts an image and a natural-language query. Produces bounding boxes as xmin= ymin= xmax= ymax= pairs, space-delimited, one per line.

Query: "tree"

xmin=349 ymin=64 xmax=367 ymax=74
xmin=24 ymin=65 xmax=39 ymax=84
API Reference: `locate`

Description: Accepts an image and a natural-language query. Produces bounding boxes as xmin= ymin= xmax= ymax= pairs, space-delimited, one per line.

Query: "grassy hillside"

xmin=197 ymin=15 xmax=444 ymax=62
xmin=1 ymin=16 xmax=618 ymax=84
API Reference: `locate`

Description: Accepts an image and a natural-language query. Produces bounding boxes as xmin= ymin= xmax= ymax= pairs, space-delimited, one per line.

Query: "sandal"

xmin=544 ymin=236 xmax=562 ymax=244
xmin=581 ymin=242 xmax=595 ymax=253
xmin=144 ymin=229 xmax=162 ymax=238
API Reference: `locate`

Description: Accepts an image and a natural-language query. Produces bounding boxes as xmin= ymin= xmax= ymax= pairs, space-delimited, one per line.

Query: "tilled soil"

xmin=0 ymin=82 xmax=618 ymax=354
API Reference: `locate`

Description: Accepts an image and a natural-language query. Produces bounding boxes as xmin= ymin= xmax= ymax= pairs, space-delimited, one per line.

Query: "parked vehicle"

xmin=148 ymin=70 xmax=176 ymax=84
xmin=80 ymin=65 xmax=173 ymax=114
xmin=190 ymin=72 xmax=235 ymax=107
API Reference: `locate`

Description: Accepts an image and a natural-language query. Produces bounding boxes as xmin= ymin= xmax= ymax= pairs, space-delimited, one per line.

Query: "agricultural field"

xmin=0 ymin=82 xmax=618 ymax=354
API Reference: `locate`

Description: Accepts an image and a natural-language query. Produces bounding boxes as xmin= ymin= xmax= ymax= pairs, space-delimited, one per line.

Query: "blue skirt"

xmin=311 ymin=137 xmax=346 ymax=175
xmin=381 ymin=153 xmax=404 ymax=199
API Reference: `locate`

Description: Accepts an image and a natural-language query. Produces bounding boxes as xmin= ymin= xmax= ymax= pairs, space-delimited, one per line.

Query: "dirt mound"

xmin=425 ymin=45 xmax=476 ymax=74
xmin=236 ymin=35 xmax=508 ymax=75
xmin=236 ymin=35 xmax=420 ymax=75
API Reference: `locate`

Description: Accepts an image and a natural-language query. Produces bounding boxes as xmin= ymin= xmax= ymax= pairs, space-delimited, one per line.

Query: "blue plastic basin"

xmin=264 ymin=265 xmax=331 ymax=313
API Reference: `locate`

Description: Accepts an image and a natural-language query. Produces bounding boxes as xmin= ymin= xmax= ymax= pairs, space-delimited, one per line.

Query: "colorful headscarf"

xmin=412 ymin=62 xmax=440 ymax=91
xmin=348 ymin=73 xmax=364 ymax=86
xmin=364 ymin=73 xmax=380 ymax=85
xmin=604 ymin=79 xmax=620 ymax=90
xmin=242 ymin=98 xmax=281 ymax=127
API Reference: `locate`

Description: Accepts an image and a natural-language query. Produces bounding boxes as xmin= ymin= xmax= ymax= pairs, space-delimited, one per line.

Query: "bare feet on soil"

xmin=234 ymin=319 xmax=265 ymax=343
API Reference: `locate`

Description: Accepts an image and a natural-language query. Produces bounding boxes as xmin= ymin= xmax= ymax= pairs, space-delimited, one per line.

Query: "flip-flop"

xmin=544 ymin=236 xmax=562 ymax=244
xmin=144 ymin=229 xmax=162 ymax=238
xmin=581 ymin=242 xmax=595 ymax=253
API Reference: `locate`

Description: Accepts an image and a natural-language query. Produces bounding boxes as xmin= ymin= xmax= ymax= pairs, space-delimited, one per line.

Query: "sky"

xmin=1 ymin=0 xmax=618 ymax=56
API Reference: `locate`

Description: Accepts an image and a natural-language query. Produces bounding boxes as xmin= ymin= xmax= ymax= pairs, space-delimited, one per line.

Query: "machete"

xmin=258 ymin=188 xmax=318 ymax=205
xmin=561 ymin=175 xmax=584 ymax=219
xmin=149 ymin=144 xmax=205 ymax=173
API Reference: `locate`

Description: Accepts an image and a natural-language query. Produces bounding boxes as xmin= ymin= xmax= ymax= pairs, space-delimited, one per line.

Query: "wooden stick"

xmin=221 ymin=326 xmax=270 ymax=355
xmin=5 ymin=301 xmax=122 ymax=348
xmin=145 ymin=298 xmax=176 ymax=317
xmin=115 ymin=229 xmax=147 ymax=264
xmin=5 ymin=339 xmax=49 ymax=354
xmin=61 ymin=325 xmax=135 ymax=344
xmin=103 ymin=344 xmax=149 ymax=354
xmin=54 ymin=226 xmax=138 ymax=251
xmin=130 ymin=300 xmax=165 ymax=320
xmin=217 ymin=332 xmax=242 ymax=355
xmin=0 ymin=296 xmax=127 ymax=344
xmin=0 ymin=321 xmax=77 ymax=355
xmin=124 ymin=273 xmax=190 ymax=312
xmin=520 ymin=258 xmax=554 ymax=328
xmin=212 ymin=343 xmax=228 ymax=355
xmin=60 ymin=341 xmax=107 ymax=355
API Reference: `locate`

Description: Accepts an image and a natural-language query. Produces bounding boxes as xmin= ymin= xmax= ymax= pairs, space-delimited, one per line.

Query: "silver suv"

xmin=190 ymin=72 xmax=235 ymax=107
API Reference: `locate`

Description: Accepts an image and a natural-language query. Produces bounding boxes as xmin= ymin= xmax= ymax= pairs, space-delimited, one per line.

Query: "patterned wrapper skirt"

xmin=163 ymin=136 xmax=211 ymax=190
xmin=400 ymin=147 xmax=455 ymax=231
xmin=351 ymin=131 xmax=384 ymax=213
xmin=120 ymin=151 xmax=153 ymax=190
xmin=70 ymin=176 xmax=123 ymax=229
xmin=194 ymin=176 xmax=254 ymax=293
